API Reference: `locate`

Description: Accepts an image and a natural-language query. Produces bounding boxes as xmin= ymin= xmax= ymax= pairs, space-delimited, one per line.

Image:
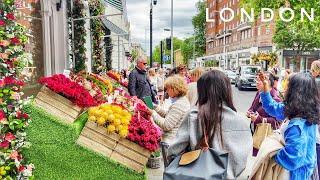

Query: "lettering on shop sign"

xmin=206 ymin=8 xmax=315 ymax=23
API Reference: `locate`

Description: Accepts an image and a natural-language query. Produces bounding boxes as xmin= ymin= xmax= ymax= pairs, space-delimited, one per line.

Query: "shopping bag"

xmin=163 ymin=125 xmax=229 ymax=180
xmin=253 ymin=118 xmax=273 ymax=149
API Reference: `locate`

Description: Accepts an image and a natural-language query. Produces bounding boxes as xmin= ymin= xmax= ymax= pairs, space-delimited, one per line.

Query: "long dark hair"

xmin=197 ymin=70 xmax=236 ymax=147
xmin=284 ymin=73 xmax=320 ymax=124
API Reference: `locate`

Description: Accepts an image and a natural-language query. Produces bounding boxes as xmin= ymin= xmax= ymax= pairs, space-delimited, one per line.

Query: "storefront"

xmin=282 ymin=50 xmax=320 ymax=72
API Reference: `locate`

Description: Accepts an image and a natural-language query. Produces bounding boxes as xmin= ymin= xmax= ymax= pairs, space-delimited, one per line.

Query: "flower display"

xmin=88 ymin=104 xmax=132 ymax=138
xmin=39 ymin=74 xmax=105 ymax=107
xmin=106 ymin=70 xmax=128 ymax=88
xmin=0 ymin=0 xmax=34 ymax=178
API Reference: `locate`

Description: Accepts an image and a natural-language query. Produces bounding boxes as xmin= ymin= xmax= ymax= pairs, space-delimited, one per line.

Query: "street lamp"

xmin=212 ymin=10 xmax=227 ymax=70
xmin=150 ymin=0 xmax=157 ymax=67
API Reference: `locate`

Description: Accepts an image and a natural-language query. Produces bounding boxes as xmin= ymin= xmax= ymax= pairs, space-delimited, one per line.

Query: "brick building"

xmin=205 ymin=0 xmax=319 ymax=72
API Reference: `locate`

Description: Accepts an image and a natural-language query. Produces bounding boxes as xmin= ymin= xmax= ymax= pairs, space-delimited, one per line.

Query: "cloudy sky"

xmin=126 ymin=0 xmax=199 ymax=52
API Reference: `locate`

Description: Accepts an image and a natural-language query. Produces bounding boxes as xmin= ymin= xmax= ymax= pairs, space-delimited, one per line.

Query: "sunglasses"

xmin=143 ymin=63 xmax=147 ymax=65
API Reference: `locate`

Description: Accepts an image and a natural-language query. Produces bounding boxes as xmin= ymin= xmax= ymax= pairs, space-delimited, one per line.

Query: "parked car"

xmin=224 ymin=70 xmax=237 ymax=84
xmin=235 ymin=65 xmax=261 ymax=90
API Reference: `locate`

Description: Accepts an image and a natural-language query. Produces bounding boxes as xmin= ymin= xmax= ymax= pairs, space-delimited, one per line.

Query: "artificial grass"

xmin=23 ymin=105 xmax=145 ymax=180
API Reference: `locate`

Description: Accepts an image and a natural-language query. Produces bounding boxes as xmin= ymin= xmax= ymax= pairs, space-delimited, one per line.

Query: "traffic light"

xmin=166 ymin=38 xmax=171 ymax=50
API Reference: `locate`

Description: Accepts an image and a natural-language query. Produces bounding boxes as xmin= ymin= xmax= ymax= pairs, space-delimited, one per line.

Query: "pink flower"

xmin=0 ymin=53 xmax=8 ymax=59
xmin=0 ymin=40 xmax=10 ymax=47
xmin=0 ymin=20 xmax=5 ymax=26
xmin=6 ymin=13 xmax=15 ymax=20
xmin=5 ymin=132 xmax=16 ymax=142
xmin=0 ymin=110 xmax=6 ymax=121
xmin=0 ymin=140 xmax=10 ymax=149
xmin=10 ymin=150 xmax=19 ymax=160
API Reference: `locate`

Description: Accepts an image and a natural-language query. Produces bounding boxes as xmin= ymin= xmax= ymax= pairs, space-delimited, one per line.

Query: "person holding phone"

xmin=258 ymin=72 xmax=320 ymax=180
xmin=149 ymin=75 xmax=190 ymax=144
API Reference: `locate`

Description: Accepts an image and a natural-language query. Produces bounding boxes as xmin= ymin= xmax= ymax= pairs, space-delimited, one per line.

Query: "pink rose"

xmin=5 ymin=132 xmax=16 ymax=142
xmin=10 ymin=150 xmax=19 ymax=160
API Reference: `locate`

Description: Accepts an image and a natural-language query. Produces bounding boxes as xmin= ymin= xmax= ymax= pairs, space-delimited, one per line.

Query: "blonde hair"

xmin=190 ymin=67 xmax=204 ymax=81
xmin=311 ymin=60 xmax=320 ymax=75
xmin=164 ymin=75 xmax=188 ymax=97
xmin=148 ymin=68 xmax=156 ymax=76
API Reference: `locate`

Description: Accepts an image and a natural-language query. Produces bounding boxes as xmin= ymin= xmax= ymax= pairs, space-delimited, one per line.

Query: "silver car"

xmin=224 ymin=70 xmax=237 ymax=84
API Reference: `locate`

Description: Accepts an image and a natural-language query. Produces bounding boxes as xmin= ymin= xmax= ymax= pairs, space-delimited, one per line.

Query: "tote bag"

xmin=163 ymin=126 xmax=229 ymax=180
xmin=253 ymin=118 xmax=273 ymax=149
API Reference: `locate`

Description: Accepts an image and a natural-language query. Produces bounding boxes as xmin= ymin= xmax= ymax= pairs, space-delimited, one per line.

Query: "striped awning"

xmin=101 ymin=18 xmax=129 ymax=40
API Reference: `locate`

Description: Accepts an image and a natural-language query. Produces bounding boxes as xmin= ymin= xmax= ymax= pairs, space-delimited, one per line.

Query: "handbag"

xmin=163 ymin=125 xmax=229 ymax=180
xmin=253 ymin=118 xmax=273 ymax=149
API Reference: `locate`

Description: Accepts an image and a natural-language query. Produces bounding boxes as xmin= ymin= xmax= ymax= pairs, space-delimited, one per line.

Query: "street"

xmin=232 ymin=85 xmax=257 ymax=114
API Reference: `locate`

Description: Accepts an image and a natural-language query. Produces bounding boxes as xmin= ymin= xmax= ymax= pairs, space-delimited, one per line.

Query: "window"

xmin=266 ymin=25 xmax=271 ymax=34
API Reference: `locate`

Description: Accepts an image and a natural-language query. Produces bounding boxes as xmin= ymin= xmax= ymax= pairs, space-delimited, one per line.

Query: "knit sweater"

xmin=167 ymin=106 xmax=252 ymax=179
xmin=152 ymin=96 xmax=190 ymax=144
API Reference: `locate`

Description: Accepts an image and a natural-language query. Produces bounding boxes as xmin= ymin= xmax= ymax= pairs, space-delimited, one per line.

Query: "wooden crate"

xmin=77 ymin=121 xmax=151 ymax=173
xmin=33 ymin=86 xmax=83 ymax=124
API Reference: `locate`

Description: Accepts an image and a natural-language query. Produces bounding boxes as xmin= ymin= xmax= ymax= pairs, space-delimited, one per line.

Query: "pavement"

xmin=146 ymin=85 xmax=257 ymax=180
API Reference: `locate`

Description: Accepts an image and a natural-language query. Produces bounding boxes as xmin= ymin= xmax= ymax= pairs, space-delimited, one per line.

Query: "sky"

xmin=126 ymin=0 xmax=199 ymax=53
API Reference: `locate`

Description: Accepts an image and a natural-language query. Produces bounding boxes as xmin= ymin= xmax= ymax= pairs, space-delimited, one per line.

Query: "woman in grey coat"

xmin=168 ymin=70 xmax=253 ymax=179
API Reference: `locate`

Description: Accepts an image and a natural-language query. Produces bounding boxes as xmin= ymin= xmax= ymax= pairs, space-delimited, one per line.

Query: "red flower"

xmin=0 ymin=110 xmax=6 ymax=121
xmin=6 ymin=13 xmax=15 ymax=20
xmin=0 ymin=20 xmax=5 ymax=26
xmin=0 ymin=140 xmax=10 ymax=149
xmin=5 ymin=132 xmax=16 ymax=142
xmin=10 ymin=37 xmax=20 ymax=45
xmin=18 ymin=165 xmax=25 ymax=172
xmin=4 ymin=76 xmax=15 ymax=85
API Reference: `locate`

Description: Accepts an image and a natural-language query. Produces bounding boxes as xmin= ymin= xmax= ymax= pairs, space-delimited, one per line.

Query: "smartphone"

xmin=143 ymin=96 xmax=154 ymax=109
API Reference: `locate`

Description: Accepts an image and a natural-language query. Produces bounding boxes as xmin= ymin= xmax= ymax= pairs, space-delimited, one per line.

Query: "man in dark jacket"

xmin=128 ymin=58 xmax=156 ymax=102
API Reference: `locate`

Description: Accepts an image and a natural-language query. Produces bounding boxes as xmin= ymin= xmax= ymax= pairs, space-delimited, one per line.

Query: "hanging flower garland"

xmin=89 ymin=0 xmax=105 ymax=73
xmin=0 ymin=0 xmax=34 ymax=178
xmin=252 ymin=52 xmax=278 ymax=67
xmin=71 ymin=0 xmax=87 ymax=73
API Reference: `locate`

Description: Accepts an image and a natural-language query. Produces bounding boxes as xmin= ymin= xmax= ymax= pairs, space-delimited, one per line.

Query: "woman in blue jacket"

xmin=258 ymin=72 xmax=320 ymax=180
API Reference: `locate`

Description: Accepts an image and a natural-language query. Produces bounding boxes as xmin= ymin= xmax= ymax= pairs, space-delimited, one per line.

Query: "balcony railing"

xmin=237 ymin=22 xmax=252 ymax=31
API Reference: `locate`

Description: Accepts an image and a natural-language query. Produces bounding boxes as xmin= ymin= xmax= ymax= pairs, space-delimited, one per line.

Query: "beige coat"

xmin=152 ymin=96 xmax=190 ymax=144
xmin=249 ymin=134 xmax=289 ymax=180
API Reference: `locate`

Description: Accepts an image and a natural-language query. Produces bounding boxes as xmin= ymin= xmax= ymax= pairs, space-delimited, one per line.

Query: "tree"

xmin=181 ymin=37 xmax=195 ymax=65
xmin=242 ymin=0 xmax=320 ymax=69
xmin=152 ymin=37 xmax=183 ymax=64
xmin=192 ymin=0 xmax=206 ymax=57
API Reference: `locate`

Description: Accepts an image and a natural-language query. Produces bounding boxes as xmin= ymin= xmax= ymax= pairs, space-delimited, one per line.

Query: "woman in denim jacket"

xmin=258 ymin=72 xmax=320 ymax=180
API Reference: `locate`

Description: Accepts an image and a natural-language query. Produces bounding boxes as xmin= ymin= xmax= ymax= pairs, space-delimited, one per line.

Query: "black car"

xmin=235 ymin=66 xmax=261 ymax=90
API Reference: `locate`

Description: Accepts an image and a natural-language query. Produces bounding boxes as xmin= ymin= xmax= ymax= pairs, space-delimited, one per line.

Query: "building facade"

xmin=205 ymin=0 xmax=319 ymax=72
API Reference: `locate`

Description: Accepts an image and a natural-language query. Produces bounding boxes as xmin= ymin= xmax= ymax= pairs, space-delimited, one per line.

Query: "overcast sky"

xmin=126 ymin=0 xmax=199 ymax=53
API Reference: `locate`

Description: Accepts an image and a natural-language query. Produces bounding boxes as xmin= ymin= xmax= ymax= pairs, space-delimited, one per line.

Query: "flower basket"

xmin=34 ymin=86 xmax=84 ymax=124
xmin=146 ymin=156 xmax=161 ymax=169
xmin=77 ymin=121 xmax=151 ymax=173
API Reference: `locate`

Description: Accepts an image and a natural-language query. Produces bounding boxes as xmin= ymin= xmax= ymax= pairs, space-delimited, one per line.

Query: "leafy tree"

xmin=241 ymin=0 xmax=320 ymax=67
xmin=192 ymin=0 xmax=206 ymax=56
xmin=181 ymin=37 xmax=195 ymax=65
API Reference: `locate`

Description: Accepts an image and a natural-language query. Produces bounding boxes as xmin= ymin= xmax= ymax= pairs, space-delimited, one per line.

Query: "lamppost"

xmin=150 ymin=0 xmax=157 ymax=67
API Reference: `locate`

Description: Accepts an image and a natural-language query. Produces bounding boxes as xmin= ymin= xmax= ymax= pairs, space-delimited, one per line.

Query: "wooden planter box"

xmin=34 ymin=86 xmax=83 ymax=124
xmin=77 ymin=121 xmax=151 ymax=173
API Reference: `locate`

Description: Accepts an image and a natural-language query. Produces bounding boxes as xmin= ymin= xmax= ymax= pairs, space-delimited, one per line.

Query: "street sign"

xmin=163 ymin=55 xmax=171 ymax=62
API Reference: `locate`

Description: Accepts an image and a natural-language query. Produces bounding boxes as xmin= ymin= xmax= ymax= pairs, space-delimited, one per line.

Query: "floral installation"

xmin=107 ymin=70 xmax=128 ymax=88
xmin=252 ymin=52 xmax=278 ymax=67
xmin=0 ymin=0 xmax=34 ymax=178
xmin=39 ymin=74 xmax=105 ymax=108
xmin=89 ymin=0 xmax=105 ymax=73
xmin=127 ymin=100 xmax=161 ymax=152
xmin=83 ymin=73 xmax=113 ymax=95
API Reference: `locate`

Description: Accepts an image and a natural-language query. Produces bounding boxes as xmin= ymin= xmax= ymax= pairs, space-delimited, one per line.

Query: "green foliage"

xmin=192 ymin=0 xmax=206 ymax=56
xmin=23 ymin=105 xmax=145 ymax=180
xmin=152 ymin=37 xmax=183 ymax=64
xmin=89 ymin=0 xmax=106 ymax=73
xmin=181 ymin=37 xmax=195 ymax=65
xmin=104 ymin=28 xmax=113 ymax=71
xmin=241 ymin=0 xmax=320 ymax=54
xmin=70 ymin=0 xmax=87 ymax=73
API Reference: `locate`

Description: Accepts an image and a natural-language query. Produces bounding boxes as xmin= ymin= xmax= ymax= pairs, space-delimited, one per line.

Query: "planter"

xmin=77 ymin=121 xmax=151 ymax=173
xmin=34 ymin=86 xmax=84 ymax=124
xmin=147 ymin=156 xmax=161 ymax=169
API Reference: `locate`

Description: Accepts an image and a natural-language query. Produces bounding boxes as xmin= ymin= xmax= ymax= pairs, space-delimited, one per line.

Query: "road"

xmin=232 ymin=85 xmax=257 ymax=114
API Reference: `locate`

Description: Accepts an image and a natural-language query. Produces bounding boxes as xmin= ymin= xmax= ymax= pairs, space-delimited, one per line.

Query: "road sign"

xmin=163 ymin=55 xmax=171 ymax=62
